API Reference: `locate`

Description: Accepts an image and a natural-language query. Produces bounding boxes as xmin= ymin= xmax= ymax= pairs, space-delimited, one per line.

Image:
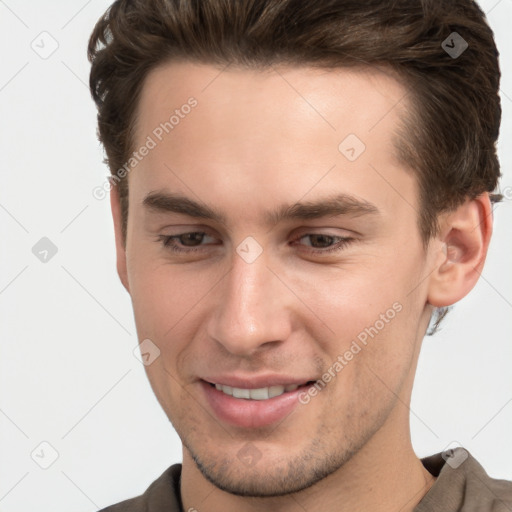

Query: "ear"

xmin=427 ymin=193 xmax=493 ymax=307
xmin=110 ymin=185 xmax=130 ymax=293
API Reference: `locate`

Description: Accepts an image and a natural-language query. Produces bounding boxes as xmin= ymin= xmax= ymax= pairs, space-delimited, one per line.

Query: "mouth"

xmin=201 ymin=379 xmax=316 ymax=428
xmin=205 ymin=380 xmax=317 ymax=401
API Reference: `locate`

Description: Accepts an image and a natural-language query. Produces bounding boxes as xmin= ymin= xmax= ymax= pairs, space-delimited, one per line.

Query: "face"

xmin=118 ymin=62 xmax=437 ymax=496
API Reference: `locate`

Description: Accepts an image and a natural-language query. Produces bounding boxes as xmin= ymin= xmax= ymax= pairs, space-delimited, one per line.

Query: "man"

xmin=88 ymin=0 xmax=511 ymax=510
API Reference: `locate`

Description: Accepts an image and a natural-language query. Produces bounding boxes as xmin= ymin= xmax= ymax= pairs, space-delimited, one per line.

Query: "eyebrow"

xmin=142 ymin=191 xmax=380 ymax=226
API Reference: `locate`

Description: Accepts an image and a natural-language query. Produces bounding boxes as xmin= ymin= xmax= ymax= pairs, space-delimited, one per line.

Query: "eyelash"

xmin=157 ymin=232 xmax=354 ymax=255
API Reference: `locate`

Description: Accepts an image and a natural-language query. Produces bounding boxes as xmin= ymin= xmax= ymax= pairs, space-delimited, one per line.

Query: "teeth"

xmin=249 ymin=387 xmax=269 ymax=400
xmin=213 ymin=383 xmax=301 ymax=400
xmin=233 ymin=387 xmax=251 ymax=399
xmin=268 ymin=385 xmax=285 ymax=398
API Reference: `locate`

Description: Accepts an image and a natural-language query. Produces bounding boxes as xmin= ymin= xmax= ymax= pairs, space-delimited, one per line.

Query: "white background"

xmin=0 ymin=1 xmax=511 ymax=511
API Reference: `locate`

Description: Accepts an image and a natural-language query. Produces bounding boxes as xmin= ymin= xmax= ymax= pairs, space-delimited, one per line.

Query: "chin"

xmin=185 ymin=439 xmax=356 ymax=498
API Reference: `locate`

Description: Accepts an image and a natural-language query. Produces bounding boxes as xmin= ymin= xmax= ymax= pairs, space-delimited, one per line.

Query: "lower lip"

xmin=200 ymin=381 xmax=311 ymax=429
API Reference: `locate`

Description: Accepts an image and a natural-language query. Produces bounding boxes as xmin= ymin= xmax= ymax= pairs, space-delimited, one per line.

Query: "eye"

xmin=292 ymin=233 xmax=354 ymax=254
xmin=158 ymin=232 xmax=218 ymax=253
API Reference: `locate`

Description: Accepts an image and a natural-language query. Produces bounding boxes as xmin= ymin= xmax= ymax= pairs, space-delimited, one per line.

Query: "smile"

xmin=209 ymin=381 xmax=315 ymax=400
xmin=209 ymin=381 xmax=314 ymax=400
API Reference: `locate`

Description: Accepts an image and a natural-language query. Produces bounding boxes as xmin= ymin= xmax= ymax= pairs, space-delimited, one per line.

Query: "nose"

xmin=207 ymin=248 xmax=292 ymax=357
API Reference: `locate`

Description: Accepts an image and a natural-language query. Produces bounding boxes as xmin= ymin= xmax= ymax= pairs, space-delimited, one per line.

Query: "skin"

xmin=111 ymin=62 xmax=492 ymax=511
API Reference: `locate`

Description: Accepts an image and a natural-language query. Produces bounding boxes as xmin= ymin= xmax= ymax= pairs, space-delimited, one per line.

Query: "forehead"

xmin=131 ymin=61 xmax=417 ymax=223
xmin=135 ymin=61 xmax=409 ymax=145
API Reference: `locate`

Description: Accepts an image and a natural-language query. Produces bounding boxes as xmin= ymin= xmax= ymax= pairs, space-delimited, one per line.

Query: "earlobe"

xmin=110 ymin=185 xmax=130 ymax=293
xmin=427 ymin=193 xmax=493 ymax=308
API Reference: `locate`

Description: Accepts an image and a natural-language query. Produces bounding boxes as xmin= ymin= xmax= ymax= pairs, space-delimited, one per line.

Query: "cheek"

xmin=127 ymin=259 xmax=217 ymax=340
xmin=127 ymin=263 xmax=210 ymax=413
xmin=284 ymin=260 xmax=423 ymax=384
xmin=127 ymin=260 xmax=229 ymax=393
xmin=282 ymin=264 xmax=405 ymax=340
xmin=316 ymin=302 xmax=417 ymax=435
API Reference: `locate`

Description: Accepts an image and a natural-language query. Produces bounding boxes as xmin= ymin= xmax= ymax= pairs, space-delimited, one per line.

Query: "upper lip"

xmin=202 ymin=374 xmax=316 ymax=389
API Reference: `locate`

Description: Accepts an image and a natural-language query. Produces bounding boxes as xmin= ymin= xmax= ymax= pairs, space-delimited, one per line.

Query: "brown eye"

xmin=305 ymin=234 xmax=336 ymax=248
xmin=158 ymin=232 xmax=219 ymax=254
xmin=292 ymin=234 xmax=354 ymax=255
xmin=178 ymin=232 xmax=205 ymax=246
